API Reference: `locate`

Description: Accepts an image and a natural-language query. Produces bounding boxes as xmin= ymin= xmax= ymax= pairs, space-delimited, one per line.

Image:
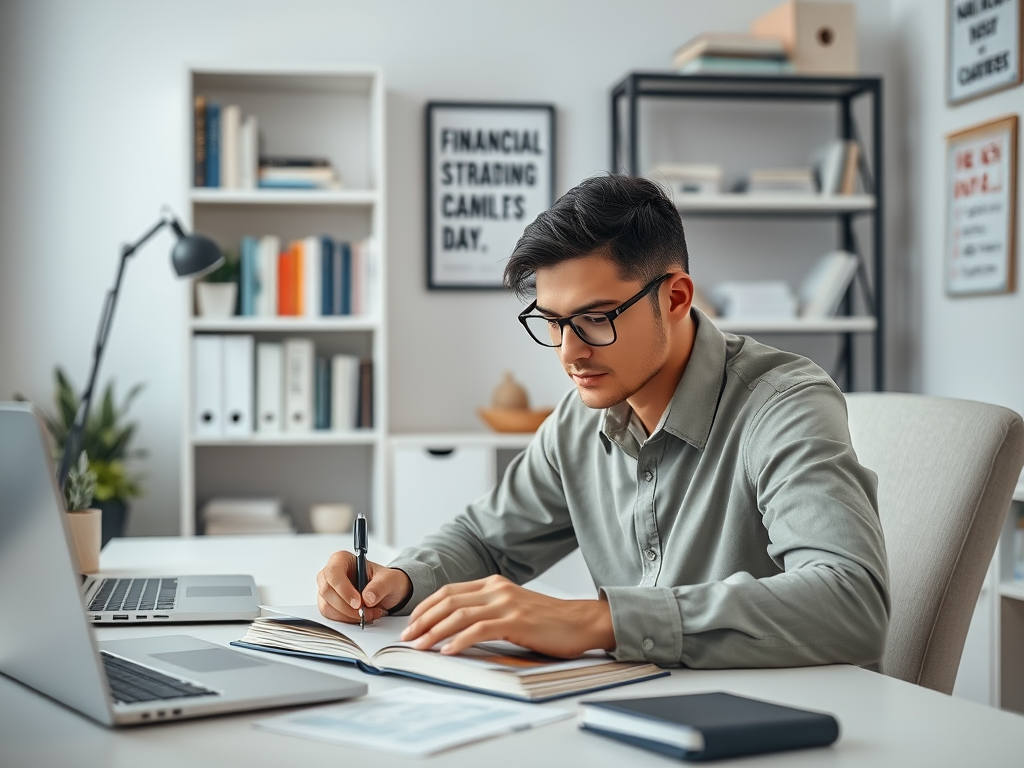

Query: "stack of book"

xmin=673 ymin=33 xmax=793 ymax=75
xmin=193 ymin=98 xmax=259 ymax=190
xmin=201 ymin=498 xmax=294 ymax=535
xmin=736 ymin=167 xmax=816 ymax=194
xmin=810 ymin=140 xmax=861 ymax=195
xmin=234 ymin=236 xmax=376 ymax=318
xmin=258 ymin=157 xmax=342 ymax=190
xmin=647 ymin=163 xmax=723 ymax=196
xmin=709 ymin=280 xmax=797 ymax=320
xmin=192 ymin=335 xmax=374 ymax=439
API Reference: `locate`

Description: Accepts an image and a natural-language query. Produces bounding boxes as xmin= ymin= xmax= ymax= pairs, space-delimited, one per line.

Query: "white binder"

xmin=284 ymin=338 xmax=314 ymax=432
xmin=192 ymin=335 xmax=223 ymax=438
xmin=256 ymin=342 xmax=283 ymax=433
xmin=330 ymin=354 xmax=360 ymax=431
xmin=222 ymin=335 xmax=254 ymax=437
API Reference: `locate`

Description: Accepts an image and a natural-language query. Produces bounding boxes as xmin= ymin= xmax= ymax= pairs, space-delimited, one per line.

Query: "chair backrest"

xmin=845 ymin=393 xmax=1024 ymax=694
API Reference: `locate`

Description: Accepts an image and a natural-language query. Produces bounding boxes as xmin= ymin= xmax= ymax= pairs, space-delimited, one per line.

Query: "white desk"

xmin=3 ymin=534 xmax=1024 ymax=767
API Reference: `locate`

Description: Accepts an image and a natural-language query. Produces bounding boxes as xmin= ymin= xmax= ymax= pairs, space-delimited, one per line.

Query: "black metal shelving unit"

xmin=610 ymin=72 xmax=884 ymax=392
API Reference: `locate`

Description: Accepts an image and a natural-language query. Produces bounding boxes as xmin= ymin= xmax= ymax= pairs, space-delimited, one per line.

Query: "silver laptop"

xmin=0 ymin=402 xmax=366 ymax=725
xmin=84 ymin=573 xmax=259 ymax=624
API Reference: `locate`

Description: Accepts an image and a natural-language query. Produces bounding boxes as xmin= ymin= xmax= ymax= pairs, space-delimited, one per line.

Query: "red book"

xmin=278 ymin=246 xmax=296 ymax=315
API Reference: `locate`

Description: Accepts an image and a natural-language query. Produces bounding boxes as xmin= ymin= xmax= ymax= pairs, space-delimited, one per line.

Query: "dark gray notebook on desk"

xmin=580 ymin=691 xmax=839 ymax=761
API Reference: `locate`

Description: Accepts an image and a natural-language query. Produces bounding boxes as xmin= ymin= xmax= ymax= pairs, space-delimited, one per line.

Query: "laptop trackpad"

xmin=151 ymin=649 xmax=269 ymax=673
xmin=186 ymin=586 xmax=253 ymax=598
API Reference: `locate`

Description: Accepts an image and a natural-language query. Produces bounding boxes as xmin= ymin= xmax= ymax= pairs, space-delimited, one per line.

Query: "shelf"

xmin=710 ymin=316 xmax=877 ymax=334
xmin=190 ymin=316 xmax=379 ymax=332
xmin=192 ymin=431 xmax=381 ymax=447
xmin=612 ymin=72 xmax=881 ymax=101
xmin=675 ymin=194 xmax=875 ymax=216
xmin=189 ymin=189 xmax=379 ymax=206
xmin=390 ymin=432 xmax=537 ymax=449
xmin=999 ymin=581 xmax=1024 ymax=602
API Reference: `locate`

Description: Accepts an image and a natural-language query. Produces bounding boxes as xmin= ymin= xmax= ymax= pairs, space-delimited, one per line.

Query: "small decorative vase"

xmin=66 ymin=508 xmax=101 ymax=574
xmin=492 ymin=371 xmax=529 ymax=410
xmin=196 ymin=282 xmax=238 ymax=318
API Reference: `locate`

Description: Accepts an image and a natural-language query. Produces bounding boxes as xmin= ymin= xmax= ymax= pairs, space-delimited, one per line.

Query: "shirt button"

xmin=642 ymin=638 xmax=654 ymax=652
xmin=643 ymin=469 xmax=654 ymax=482
xmin=644 ymin=548 xmax=657 ymax=561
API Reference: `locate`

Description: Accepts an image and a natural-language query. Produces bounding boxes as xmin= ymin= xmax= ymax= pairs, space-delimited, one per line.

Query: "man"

xmin=318 ymin=174 xmax=890 ymax=669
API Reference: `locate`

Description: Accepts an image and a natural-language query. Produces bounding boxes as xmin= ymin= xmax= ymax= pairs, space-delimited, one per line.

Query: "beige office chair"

xmin=845 ymin=393 xmax=1024 ymax=694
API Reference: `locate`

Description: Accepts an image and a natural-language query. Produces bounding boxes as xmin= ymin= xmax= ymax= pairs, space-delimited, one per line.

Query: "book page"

xmin=262 ymin=604 xmax=415 ymax=658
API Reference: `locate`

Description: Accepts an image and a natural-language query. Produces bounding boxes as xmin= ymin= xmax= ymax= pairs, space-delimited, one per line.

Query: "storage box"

xmin=751 ymin=1 xmax=858 ymax=75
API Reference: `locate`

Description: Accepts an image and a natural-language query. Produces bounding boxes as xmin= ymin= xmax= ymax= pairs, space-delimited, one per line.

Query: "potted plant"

xmin=18 ymin=367 xmax=146 ymax=546
xmin=195 ymin=246 xmax=239 ymax=317
xmin=64 ymin=451 xmax=101 ymax=573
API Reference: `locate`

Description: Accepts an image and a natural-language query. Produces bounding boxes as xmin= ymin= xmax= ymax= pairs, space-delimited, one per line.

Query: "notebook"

xmin=580 ymin=691 xmax=840 ymax=761
xmin=231 ymin=604 xmax=668 ymax=703
xmin=0 ymin=402 xmax=366 ymax=726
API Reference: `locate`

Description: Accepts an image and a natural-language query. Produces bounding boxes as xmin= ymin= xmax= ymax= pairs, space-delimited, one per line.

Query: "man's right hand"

xmin=316 ymin=550 xmax=412 ymax=625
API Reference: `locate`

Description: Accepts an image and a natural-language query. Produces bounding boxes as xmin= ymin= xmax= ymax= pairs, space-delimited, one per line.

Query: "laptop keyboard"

xmin=101 ymin=652 xmax=219 ymax=704
xmin=88 ymin=578 xmax=177 ymax=613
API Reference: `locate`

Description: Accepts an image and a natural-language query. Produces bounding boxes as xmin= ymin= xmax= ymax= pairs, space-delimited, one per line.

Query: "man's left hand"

xmin=399 ymin=575 xmax=616 ymax=658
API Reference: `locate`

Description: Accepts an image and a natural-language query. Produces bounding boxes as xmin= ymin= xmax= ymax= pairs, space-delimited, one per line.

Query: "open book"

xmin=231 ymin=605 xmax=668 ymax=703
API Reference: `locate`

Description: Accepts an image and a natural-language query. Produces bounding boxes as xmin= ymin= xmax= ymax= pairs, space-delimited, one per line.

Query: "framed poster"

xmin=948 ymin=0 xmax=1022 ymax=105
xmin=426 ymin=102 xmax=555 ymax=290
xmin=946 ymin=115 xmax=1018 ymax=296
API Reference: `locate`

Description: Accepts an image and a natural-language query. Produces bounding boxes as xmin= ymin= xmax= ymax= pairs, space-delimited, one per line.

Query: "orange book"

xmin=278 ymin=246 xmax=296 ymax=315
xmin=294 ymin=240 xmax=304 ymax=316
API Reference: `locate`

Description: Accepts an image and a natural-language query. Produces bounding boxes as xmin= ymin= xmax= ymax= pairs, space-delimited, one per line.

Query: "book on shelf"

xmin=579 ymin=692 xmax=839 ymax=761
xmin=205 ymin=103 xmax=221 ymax=188
xmin=735 ymin=167 xmax=816 ymax=194
xmin=811 ymin=140 xmax=860 ymax=196
xmin=201 ymin=498 xmax=295 ymax=535
xmin=193 ymin=96 xmax=206 ymax=187
xmin=221 ymin=105 xmax=241 ymax=190
xmin=673 ymin=32 xmax=787 ymax=69
xmin=314 ymin=357 xmax=331 ymax=430
xmin=284 ymin=338 xmax=314 ymax=432
xmin=678 ymin=55 xmax=795 ymax=75
xmin=330 ymin=354 xmax=360 ymax=431
xmin=709 ymin=280 xmax=797 ymax=320
xmin=231 ymin=605 xmax=668 ymax=703
xmin=258 ymin=165 xmax=342 ymax=190
xmin=647 ymin=163 xmax=723 ymax=196
xmin=239 ymin=114 xmax=259 ymax=191
xmin=231 ymin=235 xmax=375 ymax=319
xmin=797 ymin=251 xmax=859 ymax=318
xmin=256 ymin=342 xmax=283 ymax=432
xmin=259 ymin=155 xmax=332 ymax=168
xmin=357 ymin=357 xmax=373 ymax=429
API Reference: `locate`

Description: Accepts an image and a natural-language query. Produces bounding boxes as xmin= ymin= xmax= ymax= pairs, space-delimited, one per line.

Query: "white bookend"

xmin=192 ymin=335 xmax=224 ymax=438
xmin=284 ymin=338 xmax=315 ymax=432
xmin=303 ymin=235 xmax=322 ymax=318
xmin=239 ymin=114 xmax=258 ymax=190
xmin=220 ymin=104 xmax=241 ymax=190
xmin=259 ymin=235 xmax=279 ymax=317
xmin=330 ymin=354 xmax=360 ymax=431
xmin=256 ymin=342 xmax=283 ymax=433
xmin=222 ymin=335 xmax=255 ymax=437
xmin=798 ymin=251 xmax=860 ymax=318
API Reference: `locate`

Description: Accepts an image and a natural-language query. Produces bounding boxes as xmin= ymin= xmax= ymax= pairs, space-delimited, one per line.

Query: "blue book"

xmin=320 ymin=237 xmax=335 ymax=316
xmin=314 ymin=358 xmax=331 ymax=430
xmin=240 ymin=236 xmax=259 ymax=316
xmin=257 ymin=179 xmax=318 ymax=189
xmin=339 ymin=242 xmax=352 ymax=316
xmin=206 ymin=103 xmax=221 ymax=188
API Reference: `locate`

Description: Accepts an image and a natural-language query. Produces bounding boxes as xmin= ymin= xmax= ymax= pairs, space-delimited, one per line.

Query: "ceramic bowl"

xmin=477 ymin=407 xmax=554 ymax=433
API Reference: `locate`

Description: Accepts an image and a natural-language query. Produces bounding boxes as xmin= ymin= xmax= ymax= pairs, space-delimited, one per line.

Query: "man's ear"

xmin=665 ymin=272 xmax=694 ymax=319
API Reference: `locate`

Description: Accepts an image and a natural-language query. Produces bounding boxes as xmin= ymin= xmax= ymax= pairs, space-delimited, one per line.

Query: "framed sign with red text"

xmin=946 ymin=115 xmax=1018 ymax=295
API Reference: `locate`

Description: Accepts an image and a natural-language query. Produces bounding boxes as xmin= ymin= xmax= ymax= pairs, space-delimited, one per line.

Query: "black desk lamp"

xmin=55 ymin=208 xmax=223 ymax=496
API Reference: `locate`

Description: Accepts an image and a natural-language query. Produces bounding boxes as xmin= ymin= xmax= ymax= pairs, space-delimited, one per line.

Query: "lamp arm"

xmin=55 ymin=213 xmax=180 ymax=496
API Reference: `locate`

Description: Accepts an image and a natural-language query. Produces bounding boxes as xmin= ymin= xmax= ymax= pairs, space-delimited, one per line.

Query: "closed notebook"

xmin=580 ymin=691 xmax=839 ymax=761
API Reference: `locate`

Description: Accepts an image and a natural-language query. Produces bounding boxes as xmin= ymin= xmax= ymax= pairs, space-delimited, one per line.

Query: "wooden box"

xmin=751 ymin=1 xmax=858 ymax=75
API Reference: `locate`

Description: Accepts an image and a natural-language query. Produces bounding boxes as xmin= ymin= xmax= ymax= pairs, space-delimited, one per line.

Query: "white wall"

xmin=0 ymin=0 xmax=899 ymax=535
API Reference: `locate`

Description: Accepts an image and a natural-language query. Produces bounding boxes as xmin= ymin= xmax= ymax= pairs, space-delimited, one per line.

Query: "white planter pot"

xmin=196 ymin=282 xmax=238 ymax=318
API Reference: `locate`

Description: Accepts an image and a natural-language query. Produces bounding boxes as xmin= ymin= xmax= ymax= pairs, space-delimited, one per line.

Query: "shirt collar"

xmin=601 ymin=308 xmax=726 ymax=453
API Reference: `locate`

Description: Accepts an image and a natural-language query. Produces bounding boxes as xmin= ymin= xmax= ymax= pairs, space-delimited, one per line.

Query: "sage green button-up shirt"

xmin=389 ymin=310 xmax=890 ymax=668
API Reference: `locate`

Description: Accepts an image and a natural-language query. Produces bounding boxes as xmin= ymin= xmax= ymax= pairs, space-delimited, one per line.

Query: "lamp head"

xmin=170 ymin=229 xmax=224 ymax=278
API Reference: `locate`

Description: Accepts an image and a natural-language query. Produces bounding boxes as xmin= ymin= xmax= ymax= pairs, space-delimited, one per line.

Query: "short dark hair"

xmin=503 ymin=174 xmax=689 ymax=300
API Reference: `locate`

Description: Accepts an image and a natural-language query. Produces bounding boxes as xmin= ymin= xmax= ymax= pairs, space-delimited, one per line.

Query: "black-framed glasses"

xmin=518 ymin=273 xmax=672 ymax=348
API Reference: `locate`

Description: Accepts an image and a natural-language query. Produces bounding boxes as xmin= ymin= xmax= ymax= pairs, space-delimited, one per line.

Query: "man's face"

xmin=533 ymin=255 xmax=671 ymax=410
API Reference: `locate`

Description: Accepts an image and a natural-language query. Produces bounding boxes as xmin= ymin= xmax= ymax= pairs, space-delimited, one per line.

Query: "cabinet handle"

xmin=426 ymin=448 xmax=455 ymax=457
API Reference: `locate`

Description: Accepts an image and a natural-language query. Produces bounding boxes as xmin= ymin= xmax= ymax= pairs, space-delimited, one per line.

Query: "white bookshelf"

xmin=674 ymin=193 xmax=875 ymax=215
xmin=180 ymin=65 xmax=388 ymax=539
xmin=710 ymin=316 xmax=877 ymax=335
